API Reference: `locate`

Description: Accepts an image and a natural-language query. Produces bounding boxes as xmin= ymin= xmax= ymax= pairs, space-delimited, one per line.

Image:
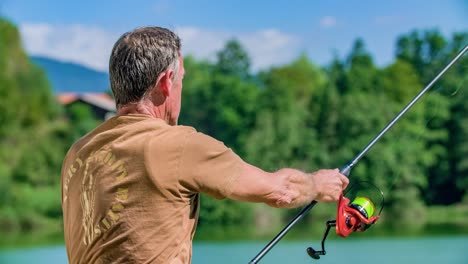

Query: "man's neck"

xmin=117 ymin=99 xmax=174 ymax=125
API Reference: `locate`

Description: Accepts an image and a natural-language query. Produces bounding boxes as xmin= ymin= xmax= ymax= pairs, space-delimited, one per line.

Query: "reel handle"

xmin=306 ymin=220 xmax=336 ymax=260
xmin=306 ymin=247 xmax=324 ymax=260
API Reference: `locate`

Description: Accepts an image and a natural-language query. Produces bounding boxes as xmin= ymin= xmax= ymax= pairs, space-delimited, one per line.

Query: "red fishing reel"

xmin=336 ymin=194 xmax=379 ymax=237
xmin=307 ymin=182 xmax=384 ymax=260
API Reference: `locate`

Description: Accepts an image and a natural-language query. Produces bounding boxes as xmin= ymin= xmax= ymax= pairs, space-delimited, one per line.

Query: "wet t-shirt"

xmin=61 ymin=114 xmax=242 ymax=263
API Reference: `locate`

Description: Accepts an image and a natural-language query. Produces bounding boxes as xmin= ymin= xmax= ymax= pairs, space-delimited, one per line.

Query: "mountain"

xmin=31 ymin=56 xmax=110 ymax=93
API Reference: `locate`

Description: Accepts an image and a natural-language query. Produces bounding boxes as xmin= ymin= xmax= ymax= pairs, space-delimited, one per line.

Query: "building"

xmin=57 ymin=93 xmax=116 ymax=120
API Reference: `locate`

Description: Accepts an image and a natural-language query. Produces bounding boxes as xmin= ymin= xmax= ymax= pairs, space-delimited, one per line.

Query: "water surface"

xmin=0 ymin=236 xmax=467 ymax=263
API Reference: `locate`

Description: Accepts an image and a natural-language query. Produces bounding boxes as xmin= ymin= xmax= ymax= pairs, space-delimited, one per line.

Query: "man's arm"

xmin=176 ymin=131 xmax=348 ymax=206
xmin=227 ymin=162 xmax=349 ymax=208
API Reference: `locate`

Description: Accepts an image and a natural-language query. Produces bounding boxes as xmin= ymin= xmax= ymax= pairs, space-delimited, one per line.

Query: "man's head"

xmin=109 ymin=26 xmax=183 ymax=123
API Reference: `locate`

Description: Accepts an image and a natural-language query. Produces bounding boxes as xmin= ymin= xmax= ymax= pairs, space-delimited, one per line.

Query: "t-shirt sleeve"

xmin=178 ymin=131 xmax=242 ymax=199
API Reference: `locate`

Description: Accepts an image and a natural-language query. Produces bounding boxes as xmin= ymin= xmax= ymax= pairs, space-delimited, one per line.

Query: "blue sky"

xmin=1 ymin=0 xmax=467 ymax=72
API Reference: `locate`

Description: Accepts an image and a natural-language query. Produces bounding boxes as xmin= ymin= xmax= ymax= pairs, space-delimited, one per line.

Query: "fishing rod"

xmin=249 ymin=45 xmax=468 ymax=264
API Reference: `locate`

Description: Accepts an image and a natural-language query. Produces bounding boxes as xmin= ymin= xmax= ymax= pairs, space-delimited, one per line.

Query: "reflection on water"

xmin=0 ymin=236 xmax=467 ymax=264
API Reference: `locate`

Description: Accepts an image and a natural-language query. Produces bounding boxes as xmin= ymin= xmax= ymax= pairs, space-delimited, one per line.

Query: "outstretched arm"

xmin=227 ymin=162 xmax=349 ymax=208
xmin=177 ymin=131 xmax=348 ymax=207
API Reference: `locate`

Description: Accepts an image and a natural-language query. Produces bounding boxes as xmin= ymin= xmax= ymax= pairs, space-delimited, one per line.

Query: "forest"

xmin=0 ymin=17 xmax=467 ymax=244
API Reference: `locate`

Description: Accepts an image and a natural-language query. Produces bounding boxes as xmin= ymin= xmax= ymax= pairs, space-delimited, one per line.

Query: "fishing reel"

xmin=307 ymin=182 xmax=384 ymax=260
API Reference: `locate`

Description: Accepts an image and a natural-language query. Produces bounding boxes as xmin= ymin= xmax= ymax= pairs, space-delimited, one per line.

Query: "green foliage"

xmin=65 ymin=102 xmax=100 ymax=141
xmin=178 ymin=55 xmax=214 ymax=131
xmin=344 ymin=39 xmax=378 ymax=93
xmin=386 ymin=185 xmax=427 ymax=232
xmin=0 ymin=17 xmax=97 ymax=239
xmin=180 ymin=47 xmax=259 ymax=155
xmin=245 ymin=55 xmax=326 ymax=170
xmin=198 ymin=194 xmax=253 ymax=227
xmin=426 ymin=204 xmax=468 ymax=225
xmin=215 ymin=39 xmax=251 ymax=79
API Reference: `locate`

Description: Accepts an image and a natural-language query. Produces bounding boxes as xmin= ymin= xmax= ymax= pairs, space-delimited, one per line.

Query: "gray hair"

xmin=109 ymin=26 xmax=181 ymax=107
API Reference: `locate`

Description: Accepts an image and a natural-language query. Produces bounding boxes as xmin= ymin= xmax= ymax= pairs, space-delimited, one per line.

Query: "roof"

xmin=57 ymin=93 xmax=116 ymax=112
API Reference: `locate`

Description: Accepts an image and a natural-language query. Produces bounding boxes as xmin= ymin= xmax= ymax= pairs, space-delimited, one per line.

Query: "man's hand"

xmin=310 ymin=169 xmax=349 ymax=203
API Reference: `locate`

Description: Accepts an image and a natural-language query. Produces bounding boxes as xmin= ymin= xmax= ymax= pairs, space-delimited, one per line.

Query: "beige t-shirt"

xmin=61 ymin=114 xmax=242 ymax=264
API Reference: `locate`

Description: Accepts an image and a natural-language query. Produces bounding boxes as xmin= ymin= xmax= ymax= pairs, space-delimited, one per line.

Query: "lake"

xmin=0 ymin=236 xmax=467 ymax=263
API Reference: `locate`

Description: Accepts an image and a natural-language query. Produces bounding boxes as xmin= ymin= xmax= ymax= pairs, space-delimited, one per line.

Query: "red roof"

xmin=56 ymin=93 xmax=116 ymax=112
xmin=57 ymin=93 xmax=79 ymax=104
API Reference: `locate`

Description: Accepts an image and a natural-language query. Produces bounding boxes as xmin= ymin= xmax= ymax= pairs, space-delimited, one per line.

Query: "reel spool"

xmin=307 ymin=182 xmax=384 ymax=260
xmin=350 ymin=196 xmax=375 ymax=219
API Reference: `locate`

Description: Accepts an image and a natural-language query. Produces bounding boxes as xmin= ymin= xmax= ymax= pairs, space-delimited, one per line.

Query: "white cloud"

xmin=176 ymin=26 xmax=301 ymax=70
xmin=241 ymin=29 xmax=301 ymax=70
xmin=19 ymin=23 xmax=301 ymax=72
xmin=320 ymin=16 xmax=337 ymax=28
xmin=20 ymin=23 xmax=118 ymax=72
xmin=175 ymin=26 xmax=230 ymax=61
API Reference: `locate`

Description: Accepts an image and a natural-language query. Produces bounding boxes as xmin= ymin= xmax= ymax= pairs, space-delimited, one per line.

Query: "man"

xmin=61 ymin=26 xmax=349 ymax=264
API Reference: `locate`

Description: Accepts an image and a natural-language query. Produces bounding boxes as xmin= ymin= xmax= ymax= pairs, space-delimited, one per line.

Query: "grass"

xmin=426 ymin=204 xmax=468 ymax=225
xmin=1 ymin=205 xmax=467 ymax=248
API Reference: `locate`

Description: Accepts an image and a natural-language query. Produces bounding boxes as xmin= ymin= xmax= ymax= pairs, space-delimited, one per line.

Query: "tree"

xmin=181 ymin=42 xmax=259 ymax=155
xmin=0 ymin=18 xmax=103 ymax=238
xmin=246 ymin=55 xmax=326 ymax=170
xmin=0 ymin=18 xmax=66 ymax=235
xmin=178 ymin=55 xmax=215 ymax=132
xmin=344 ymin=39 xmax=378 ymax=94
xmin=215 ymin=39 xmax=251 ymax=80
xmin=445 ymin=32 xmax=468 ymax=202
xmin=395 ymin=29 xmax=468 ymax=204
xmin=376 ymin=60 xmax=434 ymax=226
xmin=396 ymin=29 xmax=448 ymax=84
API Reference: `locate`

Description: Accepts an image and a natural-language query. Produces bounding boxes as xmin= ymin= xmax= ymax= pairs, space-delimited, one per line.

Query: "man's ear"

xmin=157 ymin=69 xmax=174 ymax=97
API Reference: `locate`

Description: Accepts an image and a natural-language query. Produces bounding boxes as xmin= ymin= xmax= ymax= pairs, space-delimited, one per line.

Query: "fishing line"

xmin=384 ymin=62 xmax=468 ymax=196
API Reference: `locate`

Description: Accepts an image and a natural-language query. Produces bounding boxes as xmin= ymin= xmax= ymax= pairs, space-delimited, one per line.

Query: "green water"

xmin=0 ymin=236 xmax=467 ymax=264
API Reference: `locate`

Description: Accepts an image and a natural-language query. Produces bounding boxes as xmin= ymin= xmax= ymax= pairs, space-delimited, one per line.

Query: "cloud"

xmin=320 ymin=16 xmax=337 ymax=28
xmin=177 ymin=27 xmax=301 ymax=70
xmin=175 ymin=26 xmax=230 ymax=61
xmin=240 ymin=29 xmax=301 ymax=70
xmin=19 ymin=23 xmax=301 ymax=72
xmin=19 ymin=23 xmax=119 ymax=71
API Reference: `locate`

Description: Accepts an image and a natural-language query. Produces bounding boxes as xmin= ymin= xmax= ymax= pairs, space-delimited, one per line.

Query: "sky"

xmin=1 ymin=0 xmax=467 ymax=72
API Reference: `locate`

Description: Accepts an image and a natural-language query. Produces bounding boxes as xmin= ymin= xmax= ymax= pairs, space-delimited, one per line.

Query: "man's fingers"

xmin=333 ymin=168 xmax=349 ymax=190
xmin=340 ymin=174 xmax=349 ymax=190
xmin=312 ymin=169 xmax=350 ymax=203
